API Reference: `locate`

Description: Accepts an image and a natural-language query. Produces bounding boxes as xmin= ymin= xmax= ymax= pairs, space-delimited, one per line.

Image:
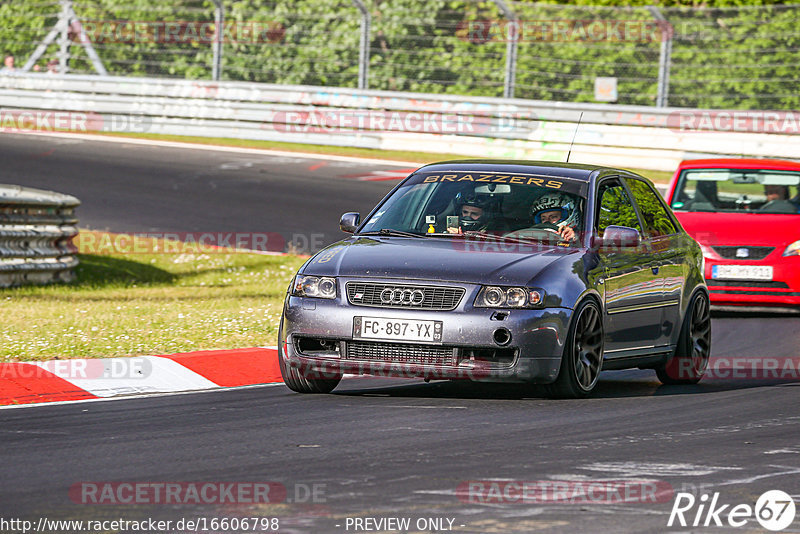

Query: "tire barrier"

xmin=0 ymin=184 xmax=80 ymax=288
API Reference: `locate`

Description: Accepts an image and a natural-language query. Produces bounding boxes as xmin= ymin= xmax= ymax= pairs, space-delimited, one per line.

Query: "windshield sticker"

xmin=411 ymin=172 xmax=585 ymax=195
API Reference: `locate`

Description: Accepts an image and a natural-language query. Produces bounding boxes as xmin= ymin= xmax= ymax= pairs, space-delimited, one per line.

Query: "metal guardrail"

xmin=0 ymin=184 xmax=80 ymax=288
xmin=1 ymin=73 xmax=799 ymax=171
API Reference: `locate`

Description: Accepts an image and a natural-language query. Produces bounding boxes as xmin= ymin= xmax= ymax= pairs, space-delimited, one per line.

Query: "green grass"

xmin=98 ymin=132 xmax=673 ymax=184
xmin=1 ymin=232 xmax=306 ymax=362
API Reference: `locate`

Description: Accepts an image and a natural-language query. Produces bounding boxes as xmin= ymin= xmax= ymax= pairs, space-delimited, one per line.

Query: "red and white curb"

xmin=0 ymin=347 xmax=282 ymax=408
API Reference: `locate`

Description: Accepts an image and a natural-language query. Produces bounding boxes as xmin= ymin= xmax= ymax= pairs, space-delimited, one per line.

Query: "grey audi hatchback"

xmin=279 ymin=161 xmax=710 ymax=398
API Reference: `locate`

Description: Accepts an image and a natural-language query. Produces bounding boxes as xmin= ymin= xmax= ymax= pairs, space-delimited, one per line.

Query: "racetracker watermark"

xmin=667 ymin=110 xmax=800 ymax=135
xmin=665 ymin=356 xmax=800 ymax=382
xmin=0 ymin=359 xmax=151 ymax=380
xmin=0 ymin=109 xmax=150 ymax=133
xmin=457 ymin=480 xmax=674 ymax=504
xmin=264 ymin=110 xmax=534 ymax=135
xmin=286 ymin=355 xmax=495 ymax=381
xmin=73 ymin=231 xmax=288 ymax=255
xmin=70 ymin=20 xmax=286 ymax=44
xmin=456 ymin=19 xmax=672 ymax=44
xmin=69 ymin=482 xmax=326 ymax=505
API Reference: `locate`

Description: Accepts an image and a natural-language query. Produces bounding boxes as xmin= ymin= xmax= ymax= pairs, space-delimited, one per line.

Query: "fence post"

xmin=490 ymin=0 xmax=517 ymax=99
xmin=212 ymin=0 xmax=224 ymax=81
xmin=648 ymin=6 xmax=672 ymax=108
xmin=351 ymin=0 xmax=371 ymax=90
xmin=22 ymin=0 xmax=107 ymax=74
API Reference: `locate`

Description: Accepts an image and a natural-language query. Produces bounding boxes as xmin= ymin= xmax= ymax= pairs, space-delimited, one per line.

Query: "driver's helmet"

xmin=530 ymin=192 xmax=581 ymax=228
xmin=455 ymin=191 xmax=497 ymax=231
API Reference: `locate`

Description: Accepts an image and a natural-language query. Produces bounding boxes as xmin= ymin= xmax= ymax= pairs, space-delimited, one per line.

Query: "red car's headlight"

xmin=783 ymin=240 xmax=800 ymax=257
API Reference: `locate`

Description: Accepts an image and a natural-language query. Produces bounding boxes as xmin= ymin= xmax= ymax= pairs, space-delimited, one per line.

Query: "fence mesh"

xmin=1 ymin=1 xmax=798 ymax=110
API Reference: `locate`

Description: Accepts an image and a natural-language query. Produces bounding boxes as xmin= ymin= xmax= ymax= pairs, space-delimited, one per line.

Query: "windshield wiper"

xmin=359 ymin=228 xmax=424 ymax=238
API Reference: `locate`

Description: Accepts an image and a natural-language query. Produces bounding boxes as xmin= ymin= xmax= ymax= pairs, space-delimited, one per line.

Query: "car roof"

xmin=677 ymin=158 xmax=800 ymax=171
xmin=416 ymin=160 xmax=627 ymax=181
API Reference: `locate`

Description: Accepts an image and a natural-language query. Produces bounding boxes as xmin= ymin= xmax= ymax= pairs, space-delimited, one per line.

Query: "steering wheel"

xmin=531 ymin=222 xmax=563 ymax=236
xmin=503 ymin=223 xmax=564 ymax=241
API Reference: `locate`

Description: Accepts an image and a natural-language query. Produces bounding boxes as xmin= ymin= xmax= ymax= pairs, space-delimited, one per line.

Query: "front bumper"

xmin=280 ymin=287 xmax=572 ymax=384
xmin=705 ymin=256 xmax=800 ymax=306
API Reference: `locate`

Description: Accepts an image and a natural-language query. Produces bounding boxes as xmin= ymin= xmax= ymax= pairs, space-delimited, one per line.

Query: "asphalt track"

xmin=1 ymin=133 xmax=799 ymax=533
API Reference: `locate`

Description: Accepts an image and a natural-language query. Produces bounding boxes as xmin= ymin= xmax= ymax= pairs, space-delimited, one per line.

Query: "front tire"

xmin=278 ymin=320 xmax=342 ymax=394
xmin=278 ymin=351 xmax=341 ymax=393
xmin=546 ymin=300 xmax=604 ymax=398
xmin=655 ymin=291 xmax=711 ymax=385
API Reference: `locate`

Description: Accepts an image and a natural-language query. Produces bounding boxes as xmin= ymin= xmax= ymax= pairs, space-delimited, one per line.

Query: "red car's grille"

xmin=712 ymin=246 xmax=774 ymax=260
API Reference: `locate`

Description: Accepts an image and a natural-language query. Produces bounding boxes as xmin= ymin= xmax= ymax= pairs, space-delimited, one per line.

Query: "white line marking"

xmin=383 ymin=405 xmax=467 ymax=409
xmin=13 ymin=131 xmax=421 ymax=167
xmin=0 ymin=382 xmax=285 ymax=410
xmin=29 ymin=356 xmax=219 ymax=397
xmin=579 ymin=462 xmax=742 ymax=477
xmin=714 ymin=466 xmax=800 ymax=487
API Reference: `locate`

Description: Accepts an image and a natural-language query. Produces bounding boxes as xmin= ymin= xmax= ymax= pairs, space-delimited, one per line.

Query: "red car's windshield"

xmin=671 ymin=168 xmax=800 ymax=214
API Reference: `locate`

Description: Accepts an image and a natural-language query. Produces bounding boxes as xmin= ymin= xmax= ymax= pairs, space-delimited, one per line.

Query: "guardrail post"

xmin=211 ymin=0 xmax=224 ymax=81
xmin=491 ymin=0 xmax=517 ymax=99
xmin=648 ymin=6 xmax=672 ymax=108
xmin=351 ymin=0 xmax=371 ymax=90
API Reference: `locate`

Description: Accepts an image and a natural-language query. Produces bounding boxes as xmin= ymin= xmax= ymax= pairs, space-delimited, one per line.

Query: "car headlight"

xmin=784 ymin=240 xmax=800 ymax=257
xmin=474 ymin=286 xmax=545 ymax=308
xmin=291 ymin=275 xmax=337 ymax=299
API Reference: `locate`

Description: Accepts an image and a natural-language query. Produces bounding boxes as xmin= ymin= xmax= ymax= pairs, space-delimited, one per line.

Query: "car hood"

xmin=675 ymin=212 xmax=800 ymax=247
xmin=302 ymin=236 xmax=581 ymax=286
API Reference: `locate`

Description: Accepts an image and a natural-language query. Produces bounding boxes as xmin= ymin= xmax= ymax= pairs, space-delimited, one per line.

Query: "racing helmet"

xmin=530 ymin=192 xmax=581 ymax=228
xmin=455 ymin=190 xmax=497 ymax=231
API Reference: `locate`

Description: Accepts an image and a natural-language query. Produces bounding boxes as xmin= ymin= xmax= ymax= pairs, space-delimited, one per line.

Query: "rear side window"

xmin=627 ymin=179 xmax=678 ymax=238
xmin=596 ymin=180 xmax=642 ymax=236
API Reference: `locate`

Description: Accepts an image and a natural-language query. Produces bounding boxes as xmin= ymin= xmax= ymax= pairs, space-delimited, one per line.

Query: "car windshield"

xmin=672 ymin=168 xmax=800 ymax=214
xmin=358 ymin=170 xmax=587 ymax=244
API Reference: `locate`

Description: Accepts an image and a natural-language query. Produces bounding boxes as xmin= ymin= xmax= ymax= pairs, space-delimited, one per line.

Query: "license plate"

xmin=353 ymin=317 xmax=442 ymax=343
xmin=711 ymin=265 xmax=773 ymax=281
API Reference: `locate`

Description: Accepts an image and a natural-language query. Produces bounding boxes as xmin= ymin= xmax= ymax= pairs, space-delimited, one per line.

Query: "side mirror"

xmin=597 ymin=225 xmax=640 ymax=248
xmin=339 ymin=212 xmax=360 ymax=233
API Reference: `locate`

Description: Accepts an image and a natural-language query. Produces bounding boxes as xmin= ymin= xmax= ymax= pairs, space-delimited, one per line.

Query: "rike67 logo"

xmin=668 ymin=490 xmax=796 ymax=531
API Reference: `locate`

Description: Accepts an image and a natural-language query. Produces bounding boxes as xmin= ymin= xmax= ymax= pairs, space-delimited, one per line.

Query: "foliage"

xmin=1 ymin=0 xmax=797 ymax=109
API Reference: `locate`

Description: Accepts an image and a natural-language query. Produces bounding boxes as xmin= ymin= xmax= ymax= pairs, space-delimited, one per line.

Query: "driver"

xmin=760 ymin=184 xmax=799 ymax=213
xmin=529 ymin=192 xmax=581 ymax=241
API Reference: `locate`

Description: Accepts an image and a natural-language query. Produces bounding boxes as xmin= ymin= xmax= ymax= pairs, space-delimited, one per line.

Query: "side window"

xmin=627 ymin=179 xmax=678 ymax=238
xmin=596 ymin=180 xmax=642 ymax=236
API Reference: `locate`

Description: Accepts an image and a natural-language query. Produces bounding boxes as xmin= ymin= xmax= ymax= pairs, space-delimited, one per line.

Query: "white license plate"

xmin=353 ymin=317 xmax=442 ymax=343
xmin=712 ymin=265 xmax=773 ymax=281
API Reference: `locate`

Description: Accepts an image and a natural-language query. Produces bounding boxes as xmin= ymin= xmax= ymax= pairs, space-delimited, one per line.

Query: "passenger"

xmin=447 ymin=192 xmax=501 ymax=233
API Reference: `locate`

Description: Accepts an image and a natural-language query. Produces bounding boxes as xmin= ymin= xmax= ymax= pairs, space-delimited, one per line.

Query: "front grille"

xmin=346 ymin=341 xmax=457 ymax=366
xmin=712 ymin=246 xmax=774 ymax=260
xmin=708 ymin=280 xmax=789 ymax=289
xmin=346 ymin=282 xmax=465 ymax=310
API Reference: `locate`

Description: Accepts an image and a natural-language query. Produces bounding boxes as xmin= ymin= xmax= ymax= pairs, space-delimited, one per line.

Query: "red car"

xmin=666 ymin=158 xmax=800 ymax=307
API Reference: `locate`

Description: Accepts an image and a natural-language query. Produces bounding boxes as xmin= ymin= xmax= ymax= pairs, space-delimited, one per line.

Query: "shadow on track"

xmin=328 ymin=367 xmax=799 ymax=401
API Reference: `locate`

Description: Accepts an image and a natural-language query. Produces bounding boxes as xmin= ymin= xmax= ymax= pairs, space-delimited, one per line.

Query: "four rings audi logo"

xmin=380 ymin=288 xmax=425 ymax=306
